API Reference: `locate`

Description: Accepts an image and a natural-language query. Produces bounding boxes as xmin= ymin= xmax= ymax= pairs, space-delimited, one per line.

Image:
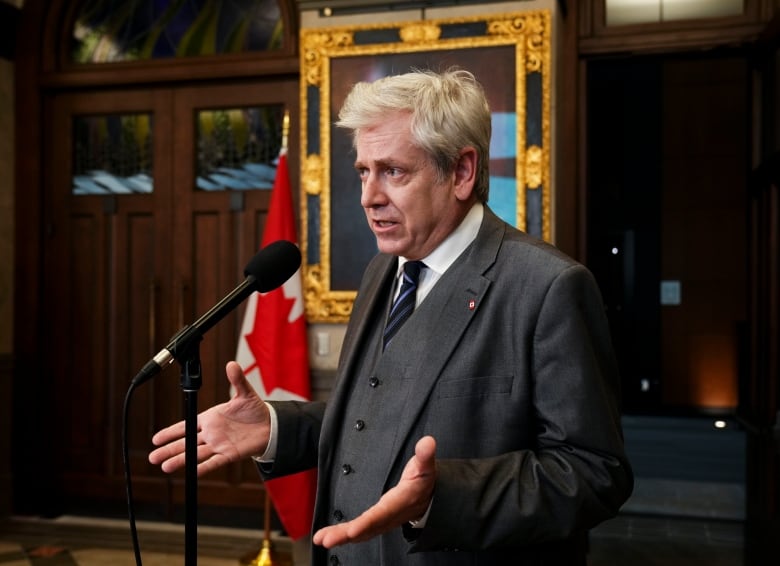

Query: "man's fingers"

xmin=312 ymin=485 xmax=411 ymax=548
xmin=159 ymin=452 xmax=186 ymax=474
xmin=313 ymin=523 xmax=369 ymax=548
xmin=312 ymin=526 xmax=338 ymax=547
xmin=312 ymin=437 xmax=439 ymax=550
xmin=150 ymin=438 xmax=228 ymax=475
xmin=148 ymin=436 xmax=185 ymax=465
xmin=347 ymin=504 xmax=394 ymax=540
xmin=151 ymin=420 xmax=186 ymax=447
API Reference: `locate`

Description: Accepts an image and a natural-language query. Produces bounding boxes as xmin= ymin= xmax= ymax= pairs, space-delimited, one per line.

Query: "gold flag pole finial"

xmin=281 ymin=110 xmax=290 ymax=155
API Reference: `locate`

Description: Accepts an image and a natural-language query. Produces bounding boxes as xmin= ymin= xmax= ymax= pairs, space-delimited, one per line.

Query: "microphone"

xmin=132 ymin=239 xmax=301 ymax=386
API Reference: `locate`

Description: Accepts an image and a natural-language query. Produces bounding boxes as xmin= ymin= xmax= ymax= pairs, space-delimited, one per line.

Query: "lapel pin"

xmin=468 ymin=299 xmax=476 ymax=310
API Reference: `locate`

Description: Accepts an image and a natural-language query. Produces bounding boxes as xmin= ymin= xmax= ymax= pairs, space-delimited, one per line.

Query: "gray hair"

xmin=336 ymin=67 xmax=491 ymax=202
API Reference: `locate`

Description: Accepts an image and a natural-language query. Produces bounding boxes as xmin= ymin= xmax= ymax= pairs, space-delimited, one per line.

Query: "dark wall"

xmin=0 ymin=0 xmax=19 ymax=520
xmin=0 ymin=2 xmax=17 ymax=61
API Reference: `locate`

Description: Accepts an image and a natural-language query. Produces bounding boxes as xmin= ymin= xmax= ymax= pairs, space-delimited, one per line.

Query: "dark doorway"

xmin=586 ymin=53 xmax=749 ymax=415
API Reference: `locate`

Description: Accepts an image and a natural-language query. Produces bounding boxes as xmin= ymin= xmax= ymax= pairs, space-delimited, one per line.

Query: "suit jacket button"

xmin=368 ymin=376 xmax=380 ymax=387
xmin=329 ymin=555 xmax=340 ymax=565
xmin=342 ymin=464 xmax=352 ymax=475
xmin=354 ymin=419 xmax=365 ymax=431
xmin=333 ymin=509 xmax=344 ymax=521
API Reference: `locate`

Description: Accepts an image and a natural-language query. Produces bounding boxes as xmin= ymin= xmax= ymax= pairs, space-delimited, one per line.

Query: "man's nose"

xmin=360 ymin=172 xmax=384 ymax=207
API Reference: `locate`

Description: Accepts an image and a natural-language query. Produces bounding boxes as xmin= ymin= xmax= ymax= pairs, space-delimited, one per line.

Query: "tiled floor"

xmin=0 ymin=513 xmax=749 ymax=566
xmin=0 ymin=542 xmax=243 ymax=566
xmin=0 ymin=515 xmax=293 ymax=566
xmin=588 ymin=514 xmax=745 ymax=566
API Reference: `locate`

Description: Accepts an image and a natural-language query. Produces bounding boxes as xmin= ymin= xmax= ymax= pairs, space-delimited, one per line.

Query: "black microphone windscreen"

xmin=245 ymin=240 xmax=302 ymax=292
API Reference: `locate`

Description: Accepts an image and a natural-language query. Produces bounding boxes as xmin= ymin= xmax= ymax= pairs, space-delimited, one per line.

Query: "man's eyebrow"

xmin=354 ymin=158 xmax=403 ymax=169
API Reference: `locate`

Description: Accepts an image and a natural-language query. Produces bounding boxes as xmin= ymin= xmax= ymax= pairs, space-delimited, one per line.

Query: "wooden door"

xmin=43 ymin=88 xmax=176 ymax=515
xmin=37 ymin=77 xmax=299 ymax=524
xmin=167 ymin=79 xmax=299 ymax=512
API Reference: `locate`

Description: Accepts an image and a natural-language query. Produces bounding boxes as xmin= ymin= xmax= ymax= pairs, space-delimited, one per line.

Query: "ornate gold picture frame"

xmin=300 ymin=10 xmax=552 ymax=323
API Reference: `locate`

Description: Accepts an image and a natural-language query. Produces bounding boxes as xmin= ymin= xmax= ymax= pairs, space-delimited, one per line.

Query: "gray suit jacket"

xmin=266 ymin=207 xmax=633 ymax=565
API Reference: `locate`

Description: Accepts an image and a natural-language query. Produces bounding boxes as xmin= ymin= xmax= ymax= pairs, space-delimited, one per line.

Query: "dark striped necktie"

xmin=383 ymin=260 xmax=424 ymax=349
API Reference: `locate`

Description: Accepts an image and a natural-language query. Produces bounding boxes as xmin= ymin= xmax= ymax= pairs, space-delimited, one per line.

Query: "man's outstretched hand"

xmin=313 ymin=435 xmax=437 ymax=548
xmin=148 ymin=361 xmax=271 ymax=476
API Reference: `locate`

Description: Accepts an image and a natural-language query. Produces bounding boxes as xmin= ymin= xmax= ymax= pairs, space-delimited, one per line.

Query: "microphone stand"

xmin=178 ymin=333 xmax=203 ymax=566
xmin=131 ymin=240 xmax=300 ymax=564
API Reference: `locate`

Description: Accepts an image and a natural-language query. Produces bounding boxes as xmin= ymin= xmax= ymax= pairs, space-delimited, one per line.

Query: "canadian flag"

xmin=235 ymin=150 xmax=316 ymax=540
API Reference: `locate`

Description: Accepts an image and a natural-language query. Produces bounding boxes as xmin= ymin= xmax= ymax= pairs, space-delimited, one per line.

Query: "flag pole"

xmin=281 ymin=109 xmax=290 ymax=155
xmin=247 ymin=490 xmax=274 ymax=566
xmin=246 ymin=109 xmax=291 ymax=566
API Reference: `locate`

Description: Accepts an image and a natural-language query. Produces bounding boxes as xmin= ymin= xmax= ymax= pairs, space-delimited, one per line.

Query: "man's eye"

xmin=386 ymin=168 xmax=402 ymax=177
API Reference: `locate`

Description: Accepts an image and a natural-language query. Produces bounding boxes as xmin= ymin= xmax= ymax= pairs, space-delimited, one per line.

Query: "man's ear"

xmin=453 ymin=147 xmax=478 ymax=201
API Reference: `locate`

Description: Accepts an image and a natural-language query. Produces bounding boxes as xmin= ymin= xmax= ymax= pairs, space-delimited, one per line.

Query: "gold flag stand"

xmin=243 ymin=491 xmax=275 ymax=566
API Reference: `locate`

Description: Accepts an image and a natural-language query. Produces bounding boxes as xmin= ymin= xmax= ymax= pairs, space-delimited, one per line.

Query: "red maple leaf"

xmin=242 ymin=288 xmax=308 ymax=398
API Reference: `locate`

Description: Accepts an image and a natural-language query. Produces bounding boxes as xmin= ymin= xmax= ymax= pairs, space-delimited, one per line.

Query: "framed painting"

xmin=300 ymin=10 xmax=552 ymax=322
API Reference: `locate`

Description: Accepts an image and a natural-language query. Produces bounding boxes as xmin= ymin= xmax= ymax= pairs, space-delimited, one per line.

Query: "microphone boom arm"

xmin=131 ymin=238 xmax=300 ymax=387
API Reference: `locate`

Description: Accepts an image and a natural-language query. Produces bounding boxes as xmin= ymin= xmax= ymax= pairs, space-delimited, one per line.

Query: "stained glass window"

xmin=72 ymin=0 xmax=283 ymax=63
xmin=196 ymin=105 xmax=284 ymax=191
xmin=73 ymin=113 xmax=153 ymax=195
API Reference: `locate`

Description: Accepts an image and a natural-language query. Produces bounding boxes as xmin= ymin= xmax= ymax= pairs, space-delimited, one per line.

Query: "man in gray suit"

xmin=150 ymin=68 xmax=633 ymax=565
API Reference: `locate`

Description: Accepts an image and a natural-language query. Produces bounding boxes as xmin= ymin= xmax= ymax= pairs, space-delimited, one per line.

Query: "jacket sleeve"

xmin=257 ymin=399 xmax=325 ymax=479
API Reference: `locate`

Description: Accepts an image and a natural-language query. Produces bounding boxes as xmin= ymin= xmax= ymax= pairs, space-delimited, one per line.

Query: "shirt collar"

xmin=397 ymin=202 xmax=483 ymax=278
